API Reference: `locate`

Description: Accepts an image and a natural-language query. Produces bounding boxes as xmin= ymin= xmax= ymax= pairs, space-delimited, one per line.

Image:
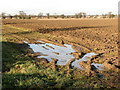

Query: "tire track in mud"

xmin=10 ymin=34 xmax=30 ymax=43
xmin=3 ymin=25 xmax=93 ymax=51
xmin=10 ymin=32 xmax=92 ymax=53
xmin=66 ymin=40 xmax=92 ymax=51
xmin=36 ymin=26 xmax=109 ymax=34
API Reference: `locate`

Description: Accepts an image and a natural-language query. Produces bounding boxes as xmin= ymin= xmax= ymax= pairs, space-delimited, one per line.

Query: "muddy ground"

xmin=2 ymin=19 xmax=119 ymax=65
xmin=2 ymin=19 xmax=120 ymax=88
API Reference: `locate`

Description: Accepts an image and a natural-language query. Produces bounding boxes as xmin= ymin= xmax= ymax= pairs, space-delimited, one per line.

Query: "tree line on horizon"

xmin=0 ymin=11 xmax=117 ymax=19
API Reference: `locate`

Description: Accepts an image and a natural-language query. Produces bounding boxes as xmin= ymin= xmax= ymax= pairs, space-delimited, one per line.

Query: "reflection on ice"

xmin=24 ymin=40 xmax=104 ymax=70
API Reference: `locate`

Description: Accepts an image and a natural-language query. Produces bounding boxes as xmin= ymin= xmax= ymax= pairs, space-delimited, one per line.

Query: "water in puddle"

xmin=92 ymin=63 xmax=104 ymax=70
xmin=71 ymin=52 xmax=96 ymax=70
xmin=24 ymin=40 xmax=104 ymax=70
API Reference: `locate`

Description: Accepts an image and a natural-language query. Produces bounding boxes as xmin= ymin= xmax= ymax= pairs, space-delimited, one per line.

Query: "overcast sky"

xmin=0 ymin=0 xmax=119 ymax=15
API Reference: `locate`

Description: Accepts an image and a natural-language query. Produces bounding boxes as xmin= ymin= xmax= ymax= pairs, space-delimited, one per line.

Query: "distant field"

xmin=2 ymin=19 xmax=116 ymax=32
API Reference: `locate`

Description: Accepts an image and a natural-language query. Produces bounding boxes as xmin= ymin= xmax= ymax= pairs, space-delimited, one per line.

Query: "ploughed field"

xmin=2 ymin=19 xmax=120 ymax=88
xmin=2 ymin=19 xmax=118 ymax=64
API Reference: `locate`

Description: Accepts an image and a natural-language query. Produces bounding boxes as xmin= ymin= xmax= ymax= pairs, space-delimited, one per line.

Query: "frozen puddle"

xmin=24 ymin=40 xmax=104 ymax=70
xmin=92 ymin=63 xmax=104 ymax=70
xmin=72 ymin=52 xmax=96 ymax=70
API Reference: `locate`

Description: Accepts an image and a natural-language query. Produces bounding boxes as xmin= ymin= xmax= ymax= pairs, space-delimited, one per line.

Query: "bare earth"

xmin=2 ymin=19 xmax=120 ymax=88
xmin=2 ymin=19 xmax=118 ymax=65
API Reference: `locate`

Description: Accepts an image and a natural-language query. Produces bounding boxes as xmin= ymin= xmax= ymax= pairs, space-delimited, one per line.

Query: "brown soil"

xmin=2 ymin=19 xmax=120 ymax=88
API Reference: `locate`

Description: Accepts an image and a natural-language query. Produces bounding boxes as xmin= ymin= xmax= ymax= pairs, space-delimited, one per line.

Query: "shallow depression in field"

xmin=24 ymin=40 xmax=104 ymax=70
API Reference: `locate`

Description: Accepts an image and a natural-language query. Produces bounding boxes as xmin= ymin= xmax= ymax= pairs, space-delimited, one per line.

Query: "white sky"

xmin=0 ymin=0 xmax=119 ymax=15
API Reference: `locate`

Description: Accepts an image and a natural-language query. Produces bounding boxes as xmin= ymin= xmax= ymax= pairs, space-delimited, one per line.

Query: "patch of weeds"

xmin=55 ymin=76 xmax=73 ymax=88
xmin=3 ymin=73 xmax=47 ymax=88
xmin=72 ymin=81 xmax=86 ymax=88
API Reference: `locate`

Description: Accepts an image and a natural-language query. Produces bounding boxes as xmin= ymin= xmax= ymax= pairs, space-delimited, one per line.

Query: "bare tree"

xmin=61 ymin=14 xmax=65 ymax=19
xmin=78 ymin=12 xmax=82 ymax=18
xmin=46 ymin=13 xmax=50 ymax=19
xmin=19 ymin=11 xmax=26 ymax=16
xmin=38 ymin=13 xmax=43 ymax=19
xmin=82 ymin=12 xmax=86 ymax=18
xmin=19 ymin=11 xmax=26 ymax=19
xmin=75 ymin=14 xmax=79 ymax=18
xmin=53 ymin=13 xmax=58 ymax=19
xmin=108 ymin=12 xmax=112 ymax=18
xmin=1 ymin=12 xmax=6 ymax=19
